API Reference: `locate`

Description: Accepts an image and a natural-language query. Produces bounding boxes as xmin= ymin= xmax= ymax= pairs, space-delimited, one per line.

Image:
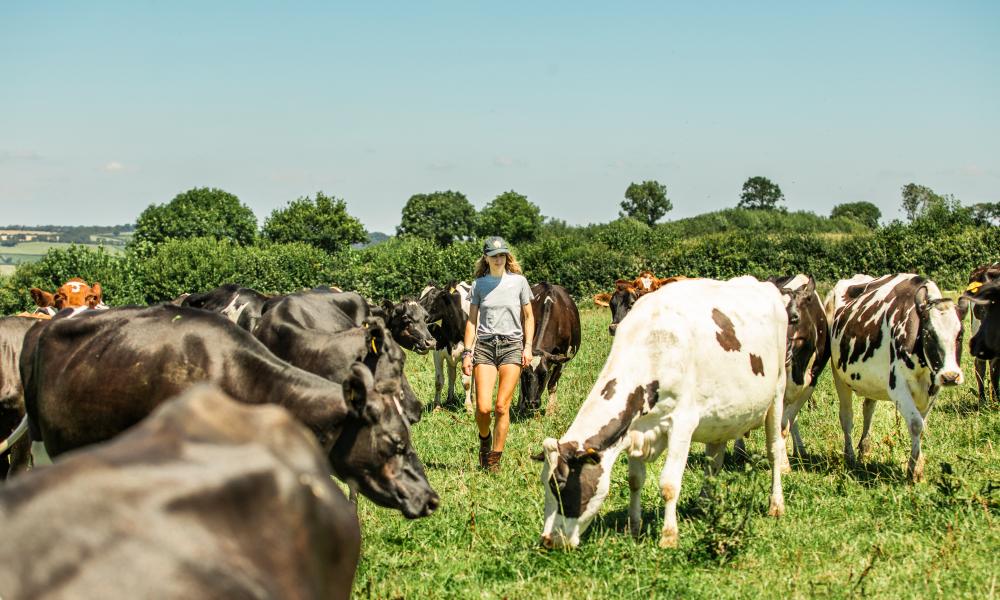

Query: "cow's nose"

xmin=940 ymin=371 xmax=962 ymax=386
xmin=608 ymin=324 xmax=618 ymax=336
xmin=540 ymin=535 xmax=554 ymax=549
xmin=427 ymin=339 xmax=437 ymax=349
xmin=788 ymin=314 xmax=800 ymax=325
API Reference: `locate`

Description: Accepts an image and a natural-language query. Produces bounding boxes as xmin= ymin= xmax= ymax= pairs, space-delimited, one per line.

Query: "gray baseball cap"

xmin=482 ymin=236 xmax=510 ymax=256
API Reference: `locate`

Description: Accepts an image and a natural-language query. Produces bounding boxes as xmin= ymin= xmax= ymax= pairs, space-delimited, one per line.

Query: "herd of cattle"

xmin=0 ymin=261 xmax=997 ymax=595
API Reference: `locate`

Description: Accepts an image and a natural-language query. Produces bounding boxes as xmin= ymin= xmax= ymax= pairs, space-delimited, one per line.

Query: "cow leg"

xmin=432 ymin=351 xmax=445 ymax=408
xmin=627 ymin=457 xmax=646 ymax=537
xmin=834 ymin=373 xmax=857 ymax=467
xmin=975 ymin=359 xmax=987 ymax=404
xmin=990 ymin=360 xmax=1000 ymax=404
xmin=782 ymin=387 xmax=810 ymax=460
xmin=765 ymin=393 xmax=786 ymax=517
xmin=704 ymin=442 xmax=726 ymax=476
xmin=890 ymin=387 xmax=926 ymax=482
xmin=857 ymin=398 xmax=878 ymax=460
xmin=7 ymin=434 xmax=32 ymax=477
xmin=546 ymin=365 xmax=565 ymax=414
xmin=445 ymin=356 xmax=459 ymax=407
xmin=732 ymin=436 xmax=749 ymax=465
xmin=658 ymin=416 xmax=696 ymax=549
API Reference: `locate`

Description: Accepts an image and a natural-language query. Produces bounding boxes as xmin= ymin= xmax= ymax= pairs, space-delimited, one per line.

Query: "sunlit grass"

xmin=353 ymin=305 xmax=999 ymax=599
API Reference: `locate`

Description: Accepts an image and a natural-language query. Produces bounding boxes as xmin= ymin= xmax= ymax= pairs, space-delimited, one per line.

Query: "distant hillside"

xmin=352 ymin=231 xmax=389 ymax=249
xmin=0 ymin=224 xmax=135 ymax=245
xmin=656 ymin=208 xmax=871 ymax=238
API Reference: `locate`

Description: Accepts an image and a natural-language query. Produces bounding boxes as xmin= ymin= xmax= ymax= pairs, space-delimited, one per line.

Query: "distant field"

xmin=0 ymin=265 xmax=15 ymax=277
xmin=0 ymin=241 xmax=123 ymax=268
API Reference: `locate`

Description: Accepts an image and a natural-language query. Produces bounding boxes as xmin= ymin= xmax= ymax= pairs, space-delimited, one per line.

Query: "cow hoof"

xmin=629 ymin=517 xmax=642 ymax=538
xmin=658 ymin=529 xmax=679 ymax=549
xmin=780 ymin=459 xmax=792 ymax=475
xmin=768 ymin=500 xmax=785 ymax=517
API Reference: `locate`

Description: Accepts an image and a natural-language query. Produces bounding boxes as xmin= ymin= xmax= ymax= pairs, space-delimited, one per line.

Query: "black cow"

xmin=0 ymin=317 xmax=36 ymax=478
xmin=0 ymin=385 xmax=361 ymax=600
xmin=18 ymin=304 xmax=438 ymax=518
xmin=968 ymin=263 xmax=1000 ymax=403
xmin=519 ymin=283 xmax=581 ymax=415
xmin=767 ymin=274 xmax=831 ymax=461
xmin=372 ymin=297 xmax=436 ymax=354
xmin=182 ymin=283 xmax=270 ymax=333
xmin=255 ymin=290 xmax=423 ymax=424
xmin=419 ymin=281 xmax=473 ymax=409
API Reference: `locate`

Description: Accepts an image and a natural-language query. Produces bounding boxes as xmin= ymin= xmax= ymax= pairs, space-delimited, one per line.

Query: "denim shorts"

xmin=473 ymin=335 xmax=523 ymax=368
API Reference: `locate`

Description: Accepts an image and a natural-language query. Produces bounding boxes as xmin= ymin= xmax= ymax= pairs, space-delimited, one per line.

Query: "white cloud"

xmin=493 ymin=156 xmax=526 ymax=168
xmin=103 ymin=161 xmax=125 ymax=172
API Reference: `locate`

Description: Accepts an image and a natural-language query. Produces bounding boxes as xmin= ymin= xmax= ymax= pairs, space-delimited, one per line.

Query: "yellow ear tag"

xmin=449 ymin=287 xmax=455 ymax=294
xmin=371 ymin=338 xmax=378 ymax=354
xmin=967 ymin=281 xmax=983 ymax=294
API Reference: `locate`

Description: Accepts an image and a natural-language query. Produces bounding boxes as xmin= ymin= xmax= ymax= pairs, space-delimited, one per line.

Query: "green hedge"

xmin=2 ymin=222 xmax=997 ymax=314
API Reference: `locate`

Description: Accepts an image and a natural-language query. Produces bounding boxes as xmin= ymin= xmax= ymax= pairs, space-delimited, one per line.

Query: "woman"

xmin=461 ymin=236 xmax=534 ymax=472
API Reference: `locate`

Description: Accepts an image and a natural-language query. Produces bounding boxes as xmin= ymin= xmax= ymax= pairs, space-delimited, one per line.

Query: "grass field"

xmin=353 ymin=305 xmax=999 ymax=599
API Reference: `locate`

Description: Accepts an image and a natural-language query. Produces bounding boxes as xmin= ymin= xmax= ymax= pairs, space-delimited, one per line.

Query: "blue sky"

xmin=2 ymin=2 xmax=997 ymax=232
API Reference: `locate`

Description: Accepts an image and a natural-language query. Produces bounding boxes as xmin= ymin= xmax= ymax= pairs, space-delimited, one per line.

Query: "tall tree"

xmin=397 ymin=191 xmax=477 ymax=246
xmin=831 ymin=201 xmax=882 ymax=228
xmin=476 ymin=191 xmax=543 ymax=244
xmin=900 ymin=183 xmax=943 ymax=222
xmin=738 ymin=176 xmax=784 ymax=210
xmin=620 ymin=180 xmax=673 ymax=226
xmin=133 ymin=187 xmax=257 ymax=247
xmin=262 ymin=192 xmax=366 ymax=254
xmin=970 ymin=201 xmax=1000 ymax=227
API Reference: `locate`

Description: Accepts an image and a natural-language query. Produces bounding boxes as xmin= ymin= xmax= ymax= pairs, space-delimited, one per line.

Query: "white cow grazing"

xmin=826 ymin=274 xmax=967 ymax=482
xmin=537 ymin=276 xmax=789 ymax=549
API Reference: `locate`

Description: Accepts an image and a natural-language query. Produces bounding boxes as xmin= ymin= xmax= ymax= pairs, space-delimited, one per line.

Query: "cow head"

xmin=329 ymin=364 xmax=439 ymax=519
xmin=913 ymin=285 xmax=966 ymax=388
xmin=533 ymin=437 xmax=619 ymax=549
xmin=604 ymin=280 xmax=640 ymax=336
xmin=30 ymin=278 xmax=104 ymax=311
xmin=967 ymin=278 xmax=1000 ymax=361
xmin=777 ymin=276 xmax=817 ymax=326
xmin=380 ymin=298 xmax=436 ymax=354
xmin=362 ymin=316 xmax=423 ymax=424
xmin=519 ymin=349 xmax=572 ymax=414
xmin=419 ymin=282 xmax=466 ymax=345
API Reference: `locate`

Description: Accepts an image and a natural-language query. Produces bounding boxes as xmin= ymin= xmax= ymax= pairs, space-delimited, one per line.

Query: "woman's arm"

xmin=521 ymin=303 xmax=535 ymax=367
xmin=461 ymin=304 xmax=478 ymax=376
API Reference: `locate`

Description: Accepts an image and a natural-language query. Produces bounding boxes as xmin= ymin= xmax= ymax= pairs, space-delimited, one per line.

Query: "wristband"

xmin=461 ymin=349 xmax=473 ymax=359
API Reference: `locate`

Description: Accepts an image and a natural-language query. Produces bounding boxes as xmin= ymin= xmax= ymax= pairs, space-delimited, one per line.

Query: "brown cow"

xmin=518 ymin=283 xmax=581 ymax=414
xmin=29 ymin=277 xmax=105 ymax=313
xmin=0 ymin=384 xmax=361 ymax=600
xmin=594 ymin=273 xmax=688 ymax=335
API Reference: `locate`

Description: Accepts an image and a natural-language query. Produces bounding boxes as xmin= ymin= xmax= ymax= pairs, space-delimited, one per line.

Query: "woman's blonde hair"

xmin=473 ymin=251 xmax=523 ymax=278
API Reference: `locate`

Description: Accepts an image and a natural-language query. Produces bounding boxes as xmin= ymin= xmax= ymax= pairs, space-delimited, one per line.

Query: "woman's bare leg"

xmin=474 ymin=364 xmax=498 ymax=437
xmin=493 ymin=364 xmax=521 ymax=451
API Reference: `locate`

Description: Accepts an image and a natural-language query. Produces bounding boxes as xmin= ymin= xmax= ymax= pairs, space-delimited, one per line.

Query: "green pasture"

xmin=355 ymin=306 xmax=999 ymax=599
xmin=0 ymin=241 xmax=123 ymax=257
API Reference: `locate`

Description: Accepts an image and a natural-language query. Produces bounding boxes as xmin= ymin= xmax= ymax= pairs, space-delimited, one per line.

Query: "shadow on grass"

xmin=936 ymin=390 xmax=995 ymax=416
xmin=589 ymin=506 xmax=662 ymax=542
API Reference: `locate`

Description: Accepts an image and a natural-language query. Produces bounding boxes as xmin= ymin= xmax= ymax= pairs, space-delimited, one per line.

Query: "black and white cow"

xmin=419 ymin=281 xmax=473 ymax=410
xmin=826 ymin=274 xmax=967 ymax=481
xmin=16 ymin=304 xmax=439 ymax=518
xmin=536 ymin=277 xmax=788 ymax=549
xmin=182 ymin=283 xmax=270 ymax=333
xmin=518 ymin=283 xmax=580 ymax=415
xmin=967 ymin=263 xmax=1000 ymax=403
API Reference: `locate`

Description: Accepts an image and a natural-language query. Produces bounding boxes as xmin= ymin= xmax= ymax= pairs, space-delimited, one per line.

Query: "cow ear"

xmin=86 ymin=282 xmax=103 ymax=308
xmin=914 ymin=285 xmax=931 ymax=314
xmin=530 ymin=450 xmax=545 ymax=462
xmin=541 ymin=437 xmax=561 ymax=475
xmin=30 ymin=288 xmax=54 ymax=307
xmin=957 ymin=296 xmax=971 ymax=321
xmin=804 ymin=276 xmax=816 ymax=295
xmin=593 ymin=293 xmax=611 ymax=307
xmin=343 ymin=364 xmax=375 ymax=421
xmin=381 ymin=299 xmax=394 ymax=315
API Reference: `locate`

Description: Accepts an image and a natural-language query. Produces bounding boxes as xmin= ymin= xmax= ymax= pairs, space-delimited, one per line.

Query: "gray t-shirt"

xmin=468 ymin=273 xmax=533 ymax=340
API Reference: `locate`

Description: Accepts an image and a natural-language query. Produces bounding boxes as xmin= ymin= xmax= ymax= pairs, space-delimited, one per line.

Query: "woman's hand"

xmin=462 ymin=354 xmax=473 ymax=377
xmin=521 ymin=347 xmax=533 ymax=368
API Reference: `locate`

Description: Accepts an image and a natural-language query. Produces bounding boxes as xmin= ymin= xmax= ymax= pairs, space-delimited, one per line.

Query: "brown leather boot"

xmin=478 ymin=433 xmax=492 ymax=469
xmin=485 ymin=451 xmax=503 ymax=473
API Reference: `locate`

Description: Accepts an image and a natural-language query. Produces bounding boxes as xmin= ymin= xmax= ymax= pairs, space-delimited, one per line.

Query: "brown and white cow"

xmin=28 ymin=277 xmax=107 ymax=316
xmin=826 ymin=274 xmax=967 ymax=481
xmin=419 ymin=281 xmax=474 ymax=410
xmin=537 ymin=277 xmax=788 ymax=549
xmin=967 ymin=262 xmax=1000 ymax=403
xmin=0 ymin=384 xmax=361 ymax=600
xmin=518 ymin=283 xmax=581 ymax=415
xmin=768 ymin=274 xmax=831 ymax=460
xmin=594 ymin=273 xmax=687 ymax=335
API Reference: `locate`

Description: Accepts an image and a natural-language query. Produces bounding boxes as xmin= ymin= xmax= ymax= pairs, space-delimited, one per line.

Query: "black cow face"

xmin=330 ymin=365 xmax=439 ymax=519
xmin=362 ymin=316 xmax=422 ymax=424
xmin=381 ymin=299 xmax=436 ymax=354
xmin=607 ymin=282 xmax=639 ymax=336
xmin=969 ymin=281 xmax=1000 ymax=361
